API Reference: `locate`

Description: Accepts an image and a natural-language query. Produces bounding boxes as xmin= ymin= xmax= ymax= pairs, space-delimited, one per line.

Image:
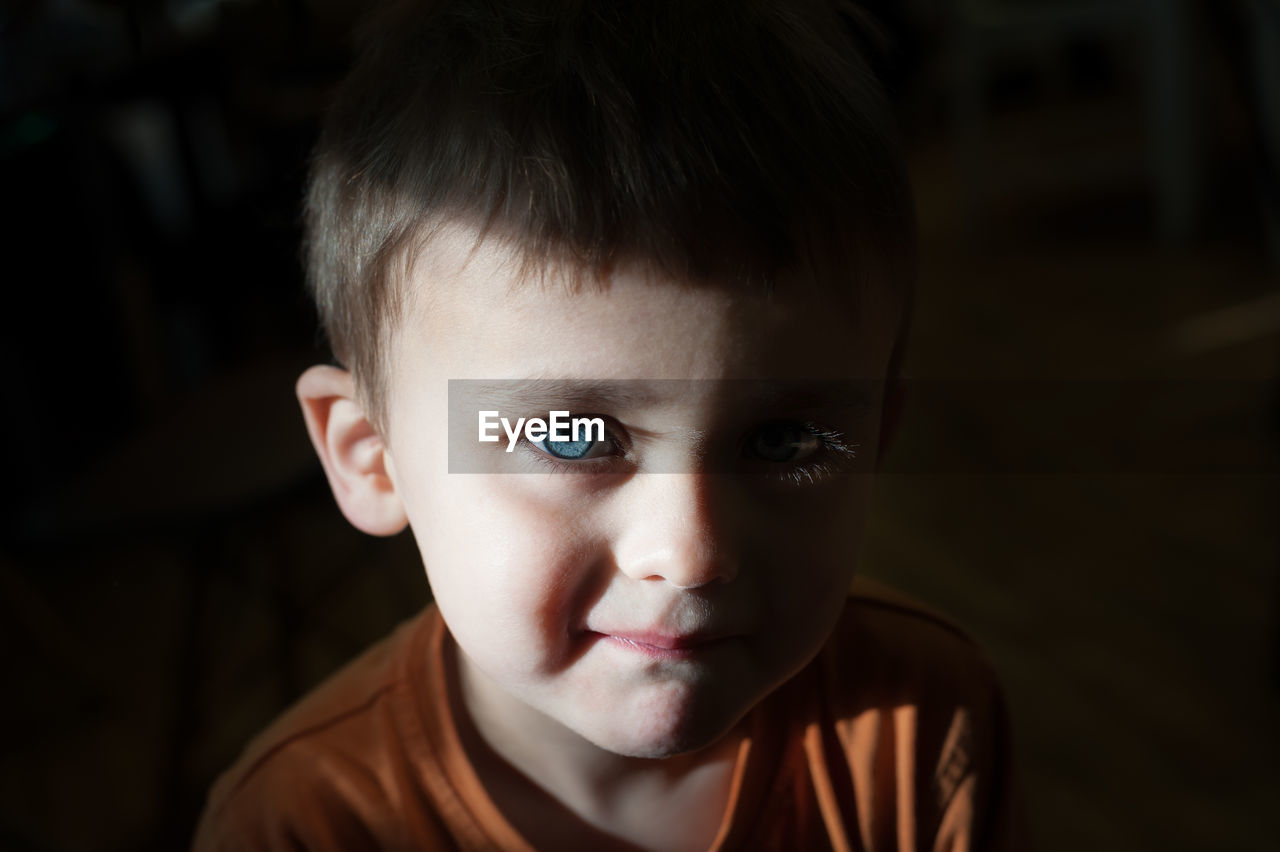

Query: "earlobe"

xmin=296 ymin=365 xmax=408 ymax=536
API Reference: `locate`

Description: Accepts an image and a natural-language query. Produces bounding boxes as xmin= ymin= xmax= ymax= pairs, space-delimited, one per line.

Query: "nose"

xmin=613 ymin=473 xmax=739 ymax=589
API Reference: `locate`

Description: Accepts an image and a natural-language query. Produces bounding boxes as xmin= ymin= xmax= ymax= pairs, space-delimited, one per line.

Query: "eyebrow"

xmin=744 ymin=382 xmax=873 ymax=414
xmin=451 ymin=379 xmax=665 ymax=411
xmin=451 ymin=378 xmax=873 ymax=414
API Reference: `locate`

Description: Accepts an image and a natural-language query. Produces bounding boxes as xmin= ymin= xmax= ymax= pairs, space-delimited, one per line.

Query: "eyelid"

xmin=743 ymin=420 xmax=851 ymax=452
xmin=529 ymin=434 xmax=611 ymax=461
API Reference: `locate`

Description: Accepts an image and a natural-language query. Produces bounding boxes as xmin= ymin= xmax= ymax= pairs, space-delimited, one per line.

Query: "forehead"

xmin=393 ymin=225 xmax=900 ymax=386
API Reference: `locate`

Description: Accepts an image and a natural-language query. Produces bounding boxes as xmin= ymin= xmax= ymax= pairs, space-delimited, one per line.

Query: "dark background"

xmin=2 ymin=1 xmax=1277 ymax=849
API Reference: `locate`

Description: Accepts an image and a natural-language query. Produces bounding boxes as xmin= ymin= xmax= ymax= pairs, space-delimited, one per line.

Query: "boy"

xmin=196 ymin=0 xmax=1024 ymax=849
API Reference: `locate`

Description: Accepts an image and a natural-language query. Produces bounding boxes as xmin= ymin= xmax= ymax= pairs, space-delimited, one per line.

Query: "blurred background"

xmin=1 ymin=0 xmax=1276 ymax=849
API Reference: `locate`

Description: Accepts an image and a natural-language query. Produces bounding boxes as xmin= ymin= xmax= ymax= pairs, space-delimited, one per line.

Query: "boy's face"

xmin=381 ymin=231 xmax=898 ymax=759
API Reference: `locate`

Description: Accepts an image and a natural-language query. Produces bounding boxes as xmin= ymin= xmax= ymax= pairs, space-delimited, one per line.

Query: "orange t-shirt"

xmin=194 ymin=578 xmax=1024 ymax=850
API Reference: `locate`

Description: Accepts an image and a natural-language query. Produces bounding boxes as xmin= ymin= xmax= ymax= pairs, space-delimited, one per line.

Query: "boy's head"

xmin=298 ymin=0 xmax=915 ymax=760
xmin=304 ymin=0 xmax=914 ymax=433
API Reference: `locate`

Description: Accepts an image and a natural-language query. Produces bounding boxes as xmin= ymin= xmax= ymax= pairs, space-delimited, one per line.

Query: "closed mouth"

xmin=592 ymin=629 xmax=736 ymax=660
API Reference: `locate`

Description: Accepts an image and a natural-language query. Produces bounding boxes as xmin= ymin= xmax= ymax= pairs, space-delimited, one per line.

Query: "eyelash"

xmin=518 ymin=420 xmax=859 ymax=485
xmin=766 ymin=424 xmax=860 ymax=486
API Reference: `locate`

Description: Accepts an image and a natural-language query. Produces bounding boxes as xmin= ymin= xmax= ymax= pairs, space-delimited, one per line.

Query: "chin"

xmin=579 ymin=694 xmax=748 ymax=760
xmin=592 ymin=730 xmax=728 ymax=761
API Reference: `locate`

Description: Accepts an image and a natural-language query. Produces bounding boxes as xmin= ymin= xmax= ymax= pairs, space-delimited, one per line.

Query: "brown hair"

xmin=305 ymin=0 xmax=916 ymax=432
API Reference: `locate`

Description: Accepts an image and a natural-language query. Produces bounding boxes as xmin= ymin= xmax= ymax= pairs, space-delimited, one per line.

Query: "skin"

xmin=297 ymin=228 xmax=900 ymax=850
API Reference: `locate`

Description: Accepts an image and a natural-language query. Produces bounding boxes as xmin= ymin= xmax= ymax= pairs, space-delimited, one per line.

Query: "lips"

xmin=606 ymin=630 xmax=719 ymax=650
xmin=591 ymin=628 xmax=736 ymax=660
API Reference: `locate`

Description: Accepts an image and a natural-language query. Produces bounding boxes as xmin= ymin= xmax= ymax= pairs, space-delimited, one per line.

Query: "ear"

xmin=296 ymin=365 xmax=408 ymax=536
xmin=876 ymin=376 xmax=906 ymax=466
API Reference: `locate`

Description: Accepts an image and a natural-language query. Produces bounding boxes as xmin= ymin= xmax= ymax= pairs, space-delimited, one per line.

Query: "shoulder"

xmin=823 ymin=575 xmax=1004 ymax=710
xmin=194 ymin=608 xmax=440 ymax=851
xmin=818 ymin=575 xmax=1010 ymax=752
xmin=812 ymin=577 xmax=1026 ymax=849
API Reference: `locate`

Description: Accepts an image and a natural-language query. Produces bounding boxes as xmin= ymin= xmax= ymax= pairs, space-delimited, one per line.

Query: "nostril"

xmin=619 ymin=545 xmax=737 ymax=589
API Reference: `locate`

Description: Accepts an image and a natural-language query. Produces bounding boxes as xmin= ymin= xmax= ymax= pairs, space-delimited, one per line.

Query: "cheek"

xmin=408 ymin=476 xmax=608 ymax=668
xmin=750 ymin=483 xmax=872 ymax=620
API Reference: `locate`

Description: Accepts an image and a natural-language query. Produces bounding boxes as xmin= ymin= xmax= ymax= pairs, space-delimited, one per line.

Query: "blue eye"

xmin=747 ymin=423 xmax=823 ymax=462
xmin=529 ymin=421 xmax=618 ymax=462
xmin=520 ymin=414 xmax=627 ymax=473
xmin=534 ymin=436 xmax=597 ymax=460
